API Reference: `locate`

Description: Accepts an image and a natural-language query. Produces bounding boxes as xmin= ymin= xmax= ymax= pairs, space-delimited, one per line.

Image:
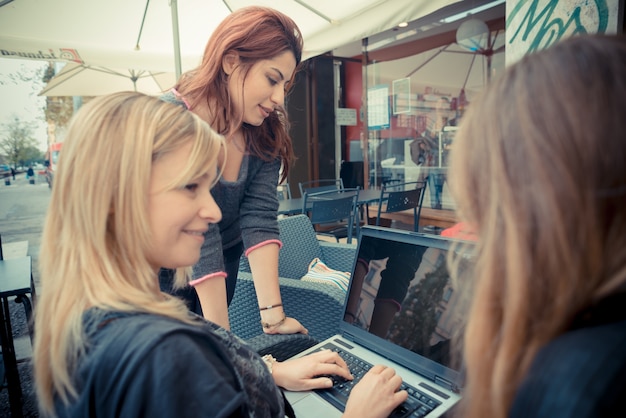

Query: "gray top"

xmin=160 ymin=92 xmax=281 ymax=278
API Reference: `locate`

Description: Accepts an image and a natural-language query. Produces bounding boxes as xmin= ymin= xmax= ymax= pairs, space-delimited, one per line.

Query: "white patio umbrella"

xmin=403 ymin=30 xmax=506 ymax=93
xmin=0 ymin=0 xmax=462 ymax=77
xmin=39 ymin=62 xmax=176 ymax=96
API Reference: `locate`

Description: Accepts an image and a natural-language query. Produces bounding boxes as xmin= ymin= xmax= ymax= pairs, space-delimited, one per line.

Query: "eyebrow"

xmin=270 ymin=67 xmax=285 ymax=81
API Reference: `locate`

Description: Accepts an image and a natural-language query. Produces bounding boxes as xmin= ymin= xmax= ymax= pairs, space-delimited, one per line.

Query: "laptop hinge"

xmin=434 ymin=375 xmax=459 ymax=394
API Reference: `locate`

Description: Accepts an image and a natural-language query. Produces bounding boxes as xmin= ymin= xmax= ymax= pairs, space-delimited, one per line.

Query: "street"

xmin=0 ymin=173 xmax=49 ymax=418
xmin=1 ymin=174 xmax=50 ymax=252
xmin=1 ymin=173 xmax=50 ymax=277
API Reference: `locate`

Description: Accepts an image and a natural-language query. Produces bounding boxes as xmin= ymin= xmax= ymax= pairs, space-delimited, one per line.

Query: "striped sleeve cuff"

xmin=189 ymin=271 xmax=227 ymax=287
xmin=244 ymin=239 xmax=283 ymax=257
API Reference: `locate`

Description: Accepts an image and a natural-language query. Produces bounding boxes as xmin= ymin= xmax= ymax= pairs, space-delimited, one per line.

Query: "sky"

xmin=0 ymin=57 xmax=49 ymax=152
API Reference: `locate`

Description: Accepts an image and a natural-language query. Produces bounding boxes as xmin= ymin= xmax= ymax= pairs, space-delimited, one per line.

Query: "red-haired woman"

xmin=160 ymin=6 xmax=307 ymax=336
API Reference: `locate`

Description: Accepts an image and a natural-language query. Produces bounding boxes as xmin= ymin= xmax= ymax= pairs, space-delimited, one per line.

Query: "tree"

xmin=42 ymin=62 xmax=75 ymax=132
xmin=20 ymin=144 xmax=45 ymax=167
xmin=0 ymin=117 xmax=39 ymax=167
xmin=0 ymin=61 xmax=75 ymax=156
xmin=387 ymin=252 xmax=450 ymax=354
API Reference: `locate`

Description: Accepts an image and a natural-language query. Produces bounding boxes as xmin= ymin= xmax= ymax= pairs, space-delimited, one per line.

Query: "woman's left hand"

xmin=264 ymin=316 xmax=308 ymax=335
xmin=271 ymin=349 xmax=353 ymax=391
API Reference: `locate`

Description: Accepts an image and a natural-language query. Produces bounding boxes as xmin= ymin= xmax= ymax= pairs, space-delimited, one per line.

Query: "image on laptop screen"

xmin=343 ymin=230 xmax=473 ymax=372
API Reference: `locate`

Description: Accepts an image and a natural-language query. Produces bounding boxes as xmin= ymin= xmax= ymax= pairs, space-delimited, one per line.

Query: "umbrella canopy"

xmin=368 ymin=30 xmax=505 ymax=100
xmin=397 ymin=31 xmax=505 ymax=94
xmin=0 ymin=0 xmax=462 ymax=74
xmin=39 ymin=62 xmax=176 ymax=96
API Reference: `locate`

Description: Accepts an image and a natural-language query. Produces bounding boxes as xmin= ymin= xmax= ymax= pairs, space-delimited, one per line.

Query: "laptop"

xmin=284 ymin=226 xmax=474 ymax=418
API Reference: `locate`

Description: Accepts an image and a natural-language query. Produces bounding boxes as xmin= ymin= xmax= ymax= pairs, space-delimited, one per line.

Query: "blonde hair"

xmin=448 ymin=35 xmax=626 ymax=417
xmin=33 ymin=92 xmax=224 ymax=415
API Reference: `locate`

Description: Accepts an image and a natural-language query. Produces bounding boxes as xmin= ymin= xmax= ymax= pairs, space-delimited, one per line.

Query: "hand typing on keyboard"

xmin=342 ymin=364 xmax=408 ymax=418
xmin=271 ymin=349 xmax=354 ymax=391
xmin=310 ymin=344 xmax=441 ymax=417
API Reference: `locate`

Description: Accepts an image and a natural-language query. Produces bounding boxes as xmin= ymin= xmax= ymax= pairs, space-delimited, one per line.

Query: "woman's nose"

xmin=200 ymin=191 xmax=222 ymax=224
xmin=271 ymin=87 xmax=285 ymax=107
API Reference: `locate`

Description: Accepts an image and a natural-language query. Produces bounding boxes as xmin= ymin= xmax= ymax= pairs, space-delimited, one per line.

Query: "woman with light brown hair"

xmin=34 ymin=91 xmax=408 ymax=418
xmin=159 ymin=6 xmax=307 ymax=336
xmin=448 ymin=34 xmax=626 ymax=417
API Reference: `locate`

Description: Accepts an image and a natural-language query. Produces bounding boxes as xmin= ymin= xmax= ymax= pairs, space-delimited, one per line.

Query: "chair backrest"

xmin=276 ymin=214 xmax=324 ymax=278
xmin=376 ymin=181 xmax=426 ymax=232
xmin=277 ymin=183 xmax=291 ymax=201
xmin=298 ymin=178 xmax=344 ymax=197
xmin=302 ymin=188 xmax=360 ymax=243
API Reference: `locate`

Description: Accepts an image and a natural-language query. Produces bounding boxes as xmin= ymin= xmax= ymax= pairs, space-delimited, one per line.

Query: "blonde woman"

xmin=33 ymin=92 xmax=407 ymax=417
xmin=448 ymin=34 xmax=626 ymax=418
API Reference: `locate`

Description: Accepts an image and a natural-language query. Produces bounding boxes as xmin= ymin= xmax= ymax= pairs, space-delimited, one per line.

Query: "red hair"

xmin=177 ymin=6 xmax=303 ymax=181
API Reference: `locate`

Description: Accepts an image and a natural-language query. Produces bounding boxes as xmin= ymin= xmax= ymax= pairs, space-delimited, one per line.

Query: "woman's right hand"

xmin=342 ymin=365 xmax=408 ymax=418
xmin=263 ymin=315 xmax=308 ymax=335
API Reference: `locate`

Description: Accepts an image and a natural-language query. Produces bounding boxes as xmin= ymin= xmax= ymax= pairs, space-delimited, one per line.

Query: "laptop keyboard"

xmin=313 ymin=343 xmax=442 ymax=418
xmin=256 ymin=336 xmax=320 ymax=361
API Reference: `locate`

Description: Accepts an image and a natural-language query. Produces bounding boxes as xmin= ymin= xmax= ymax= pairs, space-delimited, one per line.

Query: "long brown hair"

xmin=176 ymin=6 xmax=303 ymax=182
xmin=448 ymin=34 xmax=626 ymax=417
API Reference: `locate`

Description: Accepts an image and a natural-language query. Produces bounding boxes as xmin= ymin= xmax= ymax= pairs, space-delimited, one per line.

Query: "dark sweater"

xmin=509 ymin=293 xmax=626 ymax=417
xmin=55 ymin=309 xmax=284 ymax=417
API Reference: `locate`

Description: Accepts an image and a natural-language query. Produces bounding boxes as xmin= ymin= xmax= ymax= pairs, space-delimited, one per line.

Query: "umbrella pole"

xmin=170 ymin=0 xmax=182 ymax=80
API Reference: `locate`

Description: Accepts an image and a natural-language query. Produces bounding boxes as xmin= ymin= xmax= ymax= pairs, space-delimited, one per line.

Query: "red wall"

xmin=344 ymin=60 xmax=362 ymax=159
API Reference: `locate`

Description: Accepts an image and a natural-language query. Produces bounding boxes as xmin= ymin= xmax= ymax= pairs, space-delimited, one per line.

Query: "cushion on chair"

xmin=301 ymin=258 xmax=350 ymax=293
xmin=276 ymin=215 xmax=323 ymax=278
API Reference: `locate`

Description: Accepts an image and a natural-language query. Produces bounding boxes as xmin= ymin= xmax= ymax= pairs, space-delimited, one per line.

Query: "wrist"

xmin=259 ymin=302 xmax=283 ymax=311
xmin=262 ymin=354 xmax=277 ymax=374
xmin=268 ymin=358 xmax=285 ymax=387
xmin=260 ymin=312 xmax=286 ymax=330
xmin=259 ymin=305 xmax=285 ymax=322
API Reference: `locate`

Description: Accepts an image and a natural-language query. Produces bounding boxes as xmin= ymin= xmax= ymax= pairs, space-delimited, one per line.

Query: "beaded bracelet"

xmin=261 ymin=314 xmax=286 ymax=329
xmin=259 ymin=303 xmax=283 ymax=311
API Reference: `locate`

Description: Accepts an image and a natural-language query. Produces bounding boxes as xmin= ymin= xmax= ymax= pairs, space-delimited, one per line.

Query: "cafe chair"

xmin=231 ymin=214 xmax=357 ymax=358
xmin=298 ymin=178 xmax=344 ymax=197
xmin=302 ymin=187 xmax=360 ymax=244
xmin=375 ymin=180 xmax=427 ymax=232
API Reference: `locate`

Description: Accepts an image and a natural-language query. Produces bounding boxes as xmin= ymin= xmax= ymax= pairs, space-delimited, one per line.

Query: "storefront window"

xmin=362 ymin=26 xmax=504 ymax=211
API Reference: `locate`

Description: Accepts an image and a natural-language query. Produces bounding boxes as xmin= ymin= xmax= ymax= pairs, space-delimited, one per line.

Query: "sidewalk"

xmin=2 ymin=173 xmax=48 ymax=189
xmin=0 ymin=181 xmax=47 ymax=416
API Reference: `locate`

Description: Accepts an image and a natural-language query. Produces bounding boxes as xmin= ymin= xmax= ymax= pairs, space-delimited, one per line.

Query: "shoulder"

xmin=158 ymin=91 xmax=188 ymax=109
xmin=244 ymin=156 xmax=281 ymax=189
xmin=247 ymin=154 xmax=281 ymax=171
xmin=76 ymin=312 xmax=247 ymax=416
xmin=510 ymin=319 xmax=626 ymax=417
xmin=89 ymin=311 xmax=228 ymax=356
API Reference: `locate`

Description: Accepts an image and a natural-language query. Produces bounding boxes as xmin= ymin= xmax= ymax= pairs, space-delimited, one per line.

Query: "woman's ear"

xmin=222 ymin=52 xmax=239 ymax=75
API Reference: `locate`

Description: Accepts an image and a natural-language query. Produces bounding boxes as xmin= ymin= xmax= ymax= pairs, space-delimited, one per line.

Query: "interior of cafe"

xmin=285 ymin=0 xmax=506 ymax=217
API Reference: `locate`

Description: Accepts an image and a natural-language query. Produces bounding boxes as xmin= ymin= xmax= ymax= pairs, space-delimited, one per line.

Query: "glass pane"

xmin=362 ymin=32 xmax=504 ymax=210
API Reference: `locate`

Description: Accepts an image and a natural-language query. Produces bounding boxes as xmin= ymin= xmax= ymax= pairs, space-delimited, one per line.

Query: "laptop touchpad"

xmin=290 ymin=393 xmax=342 ymax=418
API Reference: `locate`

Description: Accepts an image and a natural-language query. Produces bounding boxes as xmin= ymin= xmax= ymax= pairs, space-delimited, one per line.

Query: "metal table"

xmin=278 ymin=188 xmax=382 ymax=216
xmin=0 ymin=256 xmax=35 ymax=418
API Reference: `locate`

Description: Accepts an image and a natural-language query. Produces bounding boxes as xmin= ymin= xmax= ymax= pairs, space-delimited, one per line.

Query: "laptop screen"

xmin=341 ymin=227 xmax=473 ymax=387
